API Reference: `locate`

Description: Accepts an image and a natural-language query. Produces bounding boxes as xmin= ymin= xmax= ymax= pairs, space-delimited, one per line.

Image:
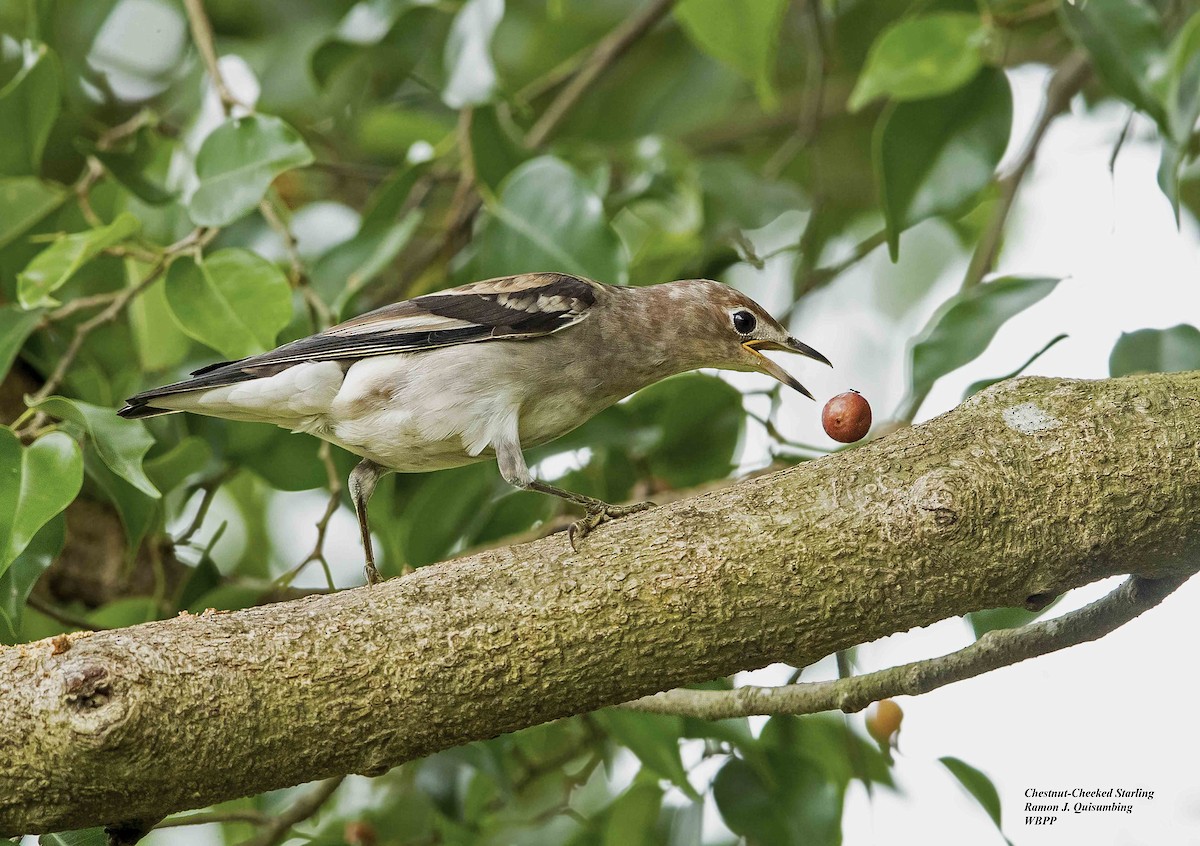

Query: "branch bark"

xmin=3 ymin=373 xmax=1200 ymax=834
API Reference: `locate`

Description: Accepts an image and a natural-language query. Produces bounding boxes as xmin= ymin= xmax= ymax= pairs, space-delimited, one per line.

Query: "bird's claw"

xmin=568 ymin=500 xmax=655 ymax=551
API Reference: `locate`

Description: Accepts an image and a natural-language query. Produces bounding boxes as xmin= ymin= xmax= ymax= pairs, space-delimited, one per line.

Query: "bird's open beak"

xmin=742 ymin=337 xmax=832 ymax=401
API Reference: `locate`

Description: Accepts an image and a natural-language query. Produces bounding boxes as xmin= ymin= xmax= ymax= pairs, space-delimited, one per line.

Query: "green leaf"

xmin=1062 ymin=0 xmax=1167 ymax=127
xmin=0 ymin=513 xmax=64 ymax=644
xmin=0 ymin=176 xmax=67 ymax=248
xmin=38 ymin=828 xmax=107 ymax=846
xmin=127 ymin=260 xmax=191 ymax=372
xmin=1157 ymin=15 xmax=1200 ymax=217
xmin=626 ymin=374 xmax=744 ymax=487
xmin=476 ymin=156 xmax=627 ymax=284
xmin=164 ymin=248 xmax=293 ymax=359
xmin=396 ymin=463 xmax=496 ymax=567
xmin=0 ymin=303 xmax=43 ymax=380
xmin=967 ymin=601 xmax=1059 ymax=639
xmin=442 ymin=0 xmax=504 ymax=108
xmin=876 ymin=68 xmax=1012 ymax=260
xmin=849 ymin=14 xmax=989 ymax=111
xmin=910 ymin=275 xmax=1060 ymax=402
xmin=17 ymin=212 xmax=141 ymax=308
xmin=940 ymin=756 xmax=1012 ymax=844
xmin=188 ymin=115 xmax=314 ymax=227
xmin=962 ymin=333 xmax=1068 ymax=399
xmin=602 ymin=781 xmax=664 ymax=846
xmin=144 ymin=436 xmax=213 ymax=495
xmin=1109 ymin=324 xmax=1200 ymax=376
xmin=313 ymin=210 xmax=422 ymax=314
xmin=0 ymin=429 xmax=82 ymax=576
xmin=85 ymin=123 xmax=178 ymax=205
xmin=1164 ymin=13 xmax=1200 ymax=143
xmin=0 ymin=41 xmax=61 ymax=176
xmin=594 ymin=710 xmax=699 ymax=800
xmin=468 ymin=105 xmax=529 ymax=194
xmin=675 ymin=0 xmax=788 ymax=108
xmin=713 ymin=753 xmax=842 ymax=846
xmin=34 ymin=396 xmax=160 ymax=498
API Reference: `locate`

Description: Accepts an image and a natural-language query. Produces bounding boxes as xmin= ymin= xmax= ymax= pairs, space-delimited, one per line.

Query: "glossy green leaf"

xmin=594 ymin=710 xmax=699 ymax=800
xmin=477 ymin=156 xmax=627 ymax=284
xmin=0 ymin=41 xmax=61 ymax=176
xmin=37 ymin=828 xmax=107 ymax=846
xmin=713 ymin=752 xmax=842 ymax=846
xmin=468 ymin=105 xmax=529 ymax=194
xmin=0 ymin=429 xmax=82 ymax=575
xmin=626 ymin=374 xmax=744 ymax=487
xmin=188 ymin=115 xmax=314 ymax=227
xmin=1109 ymin=324 xmax=1200 ymax=376
xmin=442 ymin=0 xmax=504 ymax=108
xmin=144 ymin=436 xmax=213 ymax=495
xmin=0 ymin=176 xmax=67 ymax=248
xmin=396 ymin=463 xmax=496 ymax=567
xmin=164 ymin=248 xmax=293 ymax=359
xmin=127 ymin=260 xmax=191 ymax=372
xmin=0 ymin=303 xmax=43 ymax=380
xmin=910 ymin=275 xmax=1060 ymax=401
xmin=675 ymin=0 xmax=788 ymax=108
xmin=1062 ymin=0 xmax=1167 ymax=127
xmin=940 ymin=756 xmax=1012 ymax=844
xmin=0 ymin=513 xmax=64 ymax=644
xmin=35 ymin=396 xmax=160 ymax=498
xmin=962 ymin=333 xmax=1068 ymax=399
xmin=876 ymin=68 xmax=1012 ymax=260
xmin=313 ymin=210 xmax=422 ymax=313
xmin=81 ymin=447 xmax=158 ymax=550
xmin=17 ymin=212 xmax=141 ymax=308
xmin=850 ymin=14 xmax=989 ymax=111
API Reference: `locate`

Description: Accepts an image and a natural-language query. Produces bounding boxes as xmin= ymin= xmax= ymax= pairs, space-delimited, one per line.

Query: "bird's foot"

xmin=364 ymin=557 xmax=382 ymax=587
xmin=568 ymin=500 xmax=655 ymax=551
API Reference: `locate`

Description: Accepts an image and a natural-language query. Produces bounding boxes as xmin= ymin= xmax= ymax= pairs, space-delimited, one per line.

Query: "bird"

xmin=120 ymin=272 xmax=830 ymax=585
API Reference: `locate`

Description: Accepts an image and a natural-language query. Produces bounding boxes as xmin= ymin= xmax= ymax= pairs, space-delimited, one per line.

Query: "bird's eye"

xmin=732 ymin=310 xmax=757 ymax=335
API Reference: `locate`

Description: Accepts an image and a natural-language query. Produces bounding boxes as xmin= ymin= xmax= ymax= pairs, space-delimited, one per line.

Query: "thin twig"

xmin=26 ymin=595 xmax=107 ymax=632
xmin=625 ymin=572 xmax=1191 ymax=719
xmin=175 ymin=469 xmax=237 ymax=547
xmin=961 ymin=51 xmax=1091 ymax=290
xmin=157 ymin=810 xmax=270 ymax=829
xmin=182 ymin=0 xmax=244 ymax=114
xmin=524 ymin=0 xmax=677 ymax=148
xmin=236 ymin=776 xmax=345 ymax=846
xmin=277 ymin=442 xmax=343 ymax=591
xmin=763 ymin=0 xmax=828 ymax=179
xmin=393 ymin=0 xmax=675 ymax=298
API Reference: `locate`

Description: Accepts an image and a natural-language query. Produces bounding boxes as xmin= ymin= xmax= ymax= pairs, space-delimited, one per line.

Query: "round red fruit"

xmin=822 ymin=390 xmax=871 ymax=443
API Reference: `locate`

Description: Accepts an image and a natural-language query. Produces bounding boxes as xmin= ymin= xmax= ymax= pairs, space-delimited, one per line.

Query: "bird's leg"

xmin=495 ymin=434 xmax=653 ymax=550
xmin=348 ymin=459 xmax=385 ymax=586
xmin=526 ymin=480 xmax=654 ymax=549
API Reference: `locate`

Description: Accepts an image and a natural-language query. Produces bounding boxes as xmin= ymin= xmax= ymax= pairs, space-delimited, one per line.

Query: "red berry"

xmin=822 ymin=390 xmax=871 ymax=443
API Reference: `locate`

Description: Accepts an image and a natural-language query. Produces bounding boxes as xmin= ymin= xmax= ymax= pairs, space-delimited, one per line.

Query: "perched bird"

xmin=120 ymin=273 xmax=829 ymax=585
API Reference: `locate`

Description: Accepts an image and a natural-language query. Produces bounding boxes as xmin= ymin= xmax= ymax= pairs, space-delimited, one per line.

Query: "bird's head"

xmin=659 ymin=280 xmax=831 ymax=399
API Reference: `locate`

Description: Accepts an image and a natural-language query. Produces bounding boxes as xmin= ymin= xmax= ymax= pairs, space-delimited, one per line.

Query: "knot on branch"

xmin=60 ymin=659 xmax=128 ymax=742
xmin=908 ymin=469 xmax=965 ymax=531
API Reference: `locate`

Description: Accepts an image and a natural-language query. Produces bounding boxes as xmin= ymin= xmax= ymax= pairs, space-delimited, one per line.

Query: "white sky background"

xmin=115 ymin=61 xmax=1200 ymax=846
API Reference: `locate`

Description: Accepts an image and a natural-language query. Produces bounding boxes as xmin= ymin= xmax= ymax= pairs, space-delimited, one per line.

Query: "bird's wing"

xmin=120 ymin=273 xmax=600 ymax=414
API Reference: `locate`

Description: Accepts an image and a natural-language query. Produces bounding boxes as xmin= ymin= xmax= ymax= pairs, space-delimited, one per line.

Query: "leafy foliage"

xmin=0 ymin=0 xmax=1196 ymax=841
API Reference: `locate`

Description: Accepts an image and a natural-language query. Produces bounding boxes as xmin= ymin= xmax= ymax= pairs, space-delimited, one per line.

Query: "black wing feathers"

xmin=119 ymin=273 xmax=598 ymax=418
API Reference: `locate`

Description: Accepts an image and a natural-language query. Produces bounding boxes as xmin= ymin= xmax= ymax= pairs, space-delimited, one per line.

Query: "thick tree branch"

xmin=2 ymin=373 xmax=1199 ymax=834
xmin=625 ymin=572 xmax=1190 ymax=719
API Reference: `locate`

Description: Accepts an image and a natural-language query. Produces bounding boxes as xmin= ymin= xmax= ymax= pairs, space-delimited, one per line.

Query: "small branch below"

xmin=624 ymin=572 xmax=1191 ymax=720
